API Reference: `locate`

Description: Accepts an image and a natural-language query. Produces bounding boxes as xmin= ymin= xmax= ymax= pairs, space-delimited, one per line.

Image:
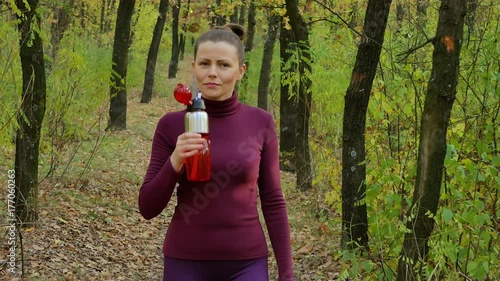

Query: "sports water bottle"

xmin=184 ymin=93 xmax=211 ymax=181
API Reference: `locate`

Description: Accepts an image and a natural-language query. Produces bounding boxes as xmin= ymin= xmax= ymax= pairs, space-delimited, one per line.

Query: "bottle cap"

xmin=187 ymin=94 xmax=205 ymax=111
xmin=174 ymin=83 xmax=193 ymax=105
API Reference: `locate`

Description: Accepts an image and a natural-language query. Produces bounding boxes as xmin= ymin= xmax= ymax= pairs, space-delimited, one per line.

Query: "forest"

xmin=0 ymin=0 xmax=498 ymax=280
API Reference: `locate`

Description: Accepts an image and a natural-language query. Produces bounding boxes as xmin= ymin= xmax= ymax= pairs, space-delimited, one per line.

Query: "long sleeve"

xmin=139 ymin=114 xmax=182 ymax=220
xmin=258 ymin=116 xmax=295 ymax=281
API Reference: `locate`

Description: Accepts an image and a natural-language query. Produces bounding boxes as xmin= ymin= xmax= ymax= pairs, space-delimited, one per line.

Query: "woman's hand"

xmin=170 ymin=132 xmax=207 ymax=172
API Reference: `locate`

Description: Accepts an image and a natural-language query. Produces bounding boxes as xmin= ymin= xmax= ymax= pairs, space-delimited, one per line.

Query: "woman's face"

xmin=192 ymin=41 xmax=246 ymax=101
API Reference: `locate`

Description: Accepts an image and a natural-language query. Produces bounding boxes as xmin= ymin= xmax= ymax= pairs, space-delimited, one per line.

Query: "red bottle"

xmin=184 ymin=96 xmax=211 ymax=181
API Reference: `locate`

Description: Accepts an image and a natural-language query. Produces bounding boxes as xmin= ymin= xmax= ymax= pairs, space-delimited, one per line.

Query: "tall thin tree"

xmin=168 ymin=0 xmax=181 ymax=79
xmin=238 ymin=0 xmax=246 ymax=26
xmin=279 ymin=18 xmax=297 ymax=173
xmin=397 ymin=0 xmax=467 ymax=279
xmin=108 ymin=0 xmax=135 ymax=131
xmin=285 ymin=0 xmax=312 ymax=190
xmin=245 ymin=0 xmax=256 ymax=52
xmin=13 ymin=0 xmax=47 ymax=226
xmin=257 ymin=11 xmax=280 ymax=111
xmin=341 ymin=0 xmax=392 ymax=250
xmin=141 ymin=0 xmax=169 ymax=103
xmin=179 ymin=0 xmax=191 ymax=61
xmin=50 ymin=0 xmax=75 ymax=62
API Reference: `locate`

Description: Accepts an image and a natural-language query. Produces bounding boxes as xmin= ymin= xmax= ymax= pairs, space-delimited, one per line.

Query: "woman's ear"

xmin=238 ymin=64 xmax=247 ymax=80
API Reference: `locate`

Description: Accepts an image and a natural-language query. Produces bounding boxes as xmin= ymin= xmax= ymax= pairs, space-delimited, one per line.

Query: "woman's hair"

xmin=194 ymin=23 xmax=246 ymax=66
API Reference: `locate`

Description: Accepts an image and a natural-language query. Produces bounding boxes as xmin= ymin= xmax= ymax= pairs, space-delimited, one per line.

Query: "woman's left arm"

xmin=258 ymin=115 xmax=295 ymax=281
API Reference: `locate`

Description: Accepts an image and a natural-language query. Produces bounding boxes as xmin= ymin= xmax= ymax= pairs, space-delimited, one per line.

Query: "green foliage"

xmin=308 ymin=0 xmax=499 ymax=279
xmin=0 ymin=17 xmax=20 ymax=159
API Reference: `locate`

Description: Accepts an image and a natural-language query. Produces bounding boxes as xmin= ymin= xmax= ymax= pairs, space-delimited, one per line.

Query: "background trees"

xmin=0 ymin=0 xmax=498 ymax=279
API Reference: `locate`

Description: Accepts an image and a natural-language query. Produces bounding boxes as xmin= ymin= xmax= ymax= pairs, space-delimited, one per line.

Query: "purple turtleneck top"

xmin=139 ymin=93 xmax=294 ymax=280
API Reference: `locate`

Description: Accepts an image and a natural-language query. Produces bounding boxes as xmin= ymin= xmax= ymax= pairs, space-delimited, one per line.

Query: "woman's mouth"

xmin=204 ymin=83 xmax=219 ymax=88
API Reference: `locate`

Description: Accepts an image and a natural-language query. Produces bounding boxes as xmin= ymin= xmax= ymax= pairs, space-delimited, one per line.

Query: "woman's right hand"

xmin=170 ymin=132 xmax=208 ymax=173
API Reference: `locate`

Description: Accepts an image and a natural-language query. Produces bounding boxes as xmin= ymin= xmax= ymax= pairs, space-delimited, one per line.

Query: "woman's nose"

xmin=208 ymin=65 xmax=217 ymax=77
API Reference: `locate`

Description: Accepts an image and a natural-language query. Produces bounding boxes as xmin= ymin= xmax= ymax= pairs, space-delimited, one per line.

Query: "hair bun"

xmin=223 ymin=23 xmax=246 ymax=41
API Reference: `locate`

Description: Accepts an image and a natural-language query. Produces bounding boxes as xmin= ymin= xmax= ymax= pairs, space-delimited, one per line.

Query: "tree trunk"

xmin=245 ymin=0 xmax=256 ymax=52
xmin=141 ymin=0 xmax=168 ymax=103
xmin=465 ymin=0 xmax=478 ymax=42
xmin=285 ymin=0 xmax=312 ymax=191
xmin=396 ymin=3 xmax=405 ymax=26
xmin=105 ymin=0 xmax=116 ymax=32
xmin=108 ymin=0 xmax=135 ymax=131
xmin=341 ymin=0 xmax=392 ymax=251
xmin=257 ymin=12 xmax=280 ymax=111
xmin=50 ymin=1 xmax=74 ymax=62
xmin=168 ymin=0 xmax=181 ymax=79
xmin=349 ymin=1 xmax=360 ymax=28
xmin=129 ymin=1 xmax=143 ymax=48
xmin=179 ymin=0 xmax=191 ymax=61
xmin=397 ymin=0 xmax=466 ymax=279
xmin=238 ymin=0 xmax=255 ymax=101
xmin=14 ymin=0 xmax=47 ymax=226
xmin=230 ymin=5 xmax=238 ymax=23
xmin=417 ymin=0 xmax=428 ymax=16
xmin=100 ymin=0 xmax=106 ymax=33
xmin=211 ymin=0 xmax=225 ymax=27
xmin=79 ymin=1 xmax=86 ymax=29
xmin=238 ymin=0 xmax=246 ymax=26
xmin=100 ymin=0 xmax=115 ymax=33
xmin=279 ymin=19 xmax=297 ymax=173
xmin=179 ymin=33 xmax=186 ymax=60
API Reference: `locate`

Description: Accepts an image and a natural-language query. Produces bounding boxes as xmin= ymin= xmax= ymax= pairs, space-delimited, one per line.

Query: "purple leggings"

xmin=163 ymin=256 xmax=269 ymax=281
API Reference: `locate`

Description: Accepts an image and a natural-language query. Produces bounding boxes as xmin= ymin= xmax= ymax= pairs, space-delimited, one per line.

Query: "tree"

xmin=108 ymin=0 xmax=135 ymax=131
xmin=168 ymin=0 xmax=181 ymax=79
xmin=245 ymin=0 xmax=256 ymax=52
xmin=238 ymin=0 xmax=246 ymax=26
xmin=230 ymin=2 xmax=238 ymax=23
xmin=211 ymin=0 xmax=225 ymax=26
xmin=417 ymin=0 xmax=428 ymax=16
xmin=257 ymin=11 xmax=280 ymax=111
xmin=100 ymin=0 xmax=116 ymax=33
xmin=141 ymin=0 xmax=169 ymax=103
xmin=396 ymin=0 xmax=467 ymax=279
xmin=13 ymin=0 xmax=47 ymax=226
xmin=285 ymin=0 xmax=312 ymax=190
xmin=238 ymin=0 xmax=256 ymax=101
xmin=396 ymin=2 xmax=405 ymax=27
xmin=279 ymin=19 xmax=297 ymax=173
xmin=50 ymin=0 xmax=75 ymax=62
xmin=341 ymin=0 xmax=392 ymax=250
xmin=179 ymin=0 xmax=191 ymax=61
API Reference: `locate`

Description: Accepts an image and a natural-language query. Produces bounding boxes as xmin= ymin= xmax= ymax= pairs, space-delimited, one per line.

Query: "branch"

xmin=397 ymin=37 xmax=436 ymax=62
xmin=312 ymin=0 xmax=363 ymax=38
xmin=307 ymin=17 xmax=339 ymax=26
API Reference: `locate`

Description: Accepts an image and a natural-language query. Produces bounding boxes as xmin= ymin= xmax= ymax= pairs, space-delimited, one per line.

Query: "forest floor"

xmin=1 ymin=58 xmax=342 ymax=280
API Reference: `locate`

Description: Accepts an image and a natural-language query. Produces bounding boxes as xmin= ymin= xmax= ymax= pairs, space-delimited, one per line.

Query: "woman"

xmin=139 ymin=23 xmax=295 ymax=281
